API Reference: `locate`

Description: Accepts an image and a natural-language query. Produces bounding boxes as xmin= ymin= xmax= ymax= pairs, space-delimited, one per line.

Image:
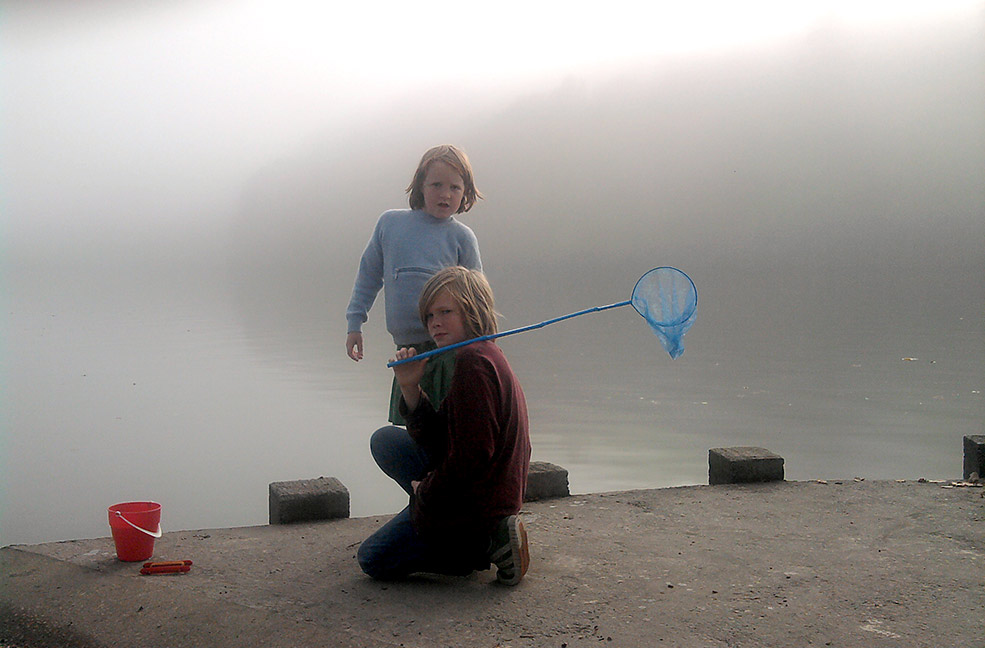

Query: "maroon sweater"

xmin=402 ymin=340 xmax=531 ymax=547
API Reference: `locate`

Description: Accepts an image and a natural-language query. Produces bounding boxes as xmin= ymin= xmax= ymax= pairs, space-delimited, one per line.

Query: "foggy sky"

xmin=3 ymin=1 xmax=984 ymax=284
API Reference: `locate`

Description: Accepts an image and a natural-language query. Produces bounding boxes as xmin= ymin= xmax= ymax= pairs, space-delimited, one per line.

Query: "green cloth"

xmin=388 ymin=341 xmax=457 ymax=425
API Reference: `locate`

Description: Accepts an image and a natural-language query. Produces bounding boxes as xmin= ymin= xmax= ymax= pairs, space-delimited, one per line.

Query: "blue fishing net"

xmin=630 ymin=267 xmax=697 ymax=359
xmin=389 ymin=266 xmax=697 ymax=368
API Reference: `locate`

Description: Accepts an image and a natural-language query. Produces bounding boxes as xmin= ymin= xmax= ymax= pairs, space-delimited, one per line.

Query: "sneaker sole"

xmin=497 ymin=515 xmax=530 ymax=586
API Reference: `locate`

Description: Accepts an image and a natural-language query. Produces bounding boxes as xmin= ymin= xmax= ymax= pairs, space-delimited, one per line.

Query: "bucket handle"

xmin=114 ymin=510 xmax=163 ymax=538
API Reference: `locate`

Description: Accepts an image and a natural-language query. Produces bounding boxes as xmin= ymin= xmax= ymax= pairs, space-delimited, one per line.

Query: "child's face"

xmin=425 ymin=289 xmax=468 ymax=347
xmin=421 ymin=161 xmax=465 ymax=219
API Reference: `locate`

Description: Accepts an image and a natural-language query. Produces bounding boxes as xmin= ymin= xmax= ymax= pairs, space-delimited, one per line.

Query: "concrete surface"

xmin=3 ymin=479 xmax=983 ymax=648
xmin=707 ymin=447 xmax=784 ymax=485
xmin=524 ymin=461 xmax=570 ymax=501
xmin=268 ymin=476 xmax=350 ymax=525
xmin=964 ymin=434 xmax=985 ymax=479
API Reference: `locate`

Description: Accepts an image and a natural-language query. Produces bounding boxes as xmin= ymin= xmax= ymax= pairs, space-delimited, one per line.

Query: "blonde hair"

xmin=406 ymin=145 xmax=483 ymax=214
xmin=419 ymin=266 xmax=498 ymax=339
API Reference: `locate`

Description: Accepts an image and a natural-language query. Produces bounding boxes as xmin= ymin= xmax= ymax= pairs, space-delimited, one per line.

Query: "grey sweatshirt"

xmin=345 ymin=209 xmax=482 ymax=345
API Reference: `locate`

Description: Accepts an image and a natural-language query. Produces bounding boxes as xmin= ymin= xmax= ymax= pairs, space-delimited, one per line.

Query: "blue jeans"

xmin=357 ymin=426 xmax=487 ymax=579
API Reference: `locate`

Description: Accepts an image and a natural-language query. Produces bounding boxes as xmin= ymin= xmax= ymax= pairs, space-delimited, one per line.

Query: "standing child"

xmin=345 ymin=145 xmax=483 ymax=424
xmin=357 ymin=266 xmax=532 ymax=585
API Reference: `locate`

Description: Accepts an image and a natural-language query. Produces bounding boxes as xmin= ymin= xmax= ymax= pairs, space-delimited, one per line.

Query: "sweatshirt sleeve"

xmin=345 ymin=217 xmax=385 ymax=333
xmin=411 ymin=350 xmax=499 ymax=514
xmin=401 ymin=392 xmax=447 ymax=460
xmin=458 ymin=226 xmax=482 ymax=271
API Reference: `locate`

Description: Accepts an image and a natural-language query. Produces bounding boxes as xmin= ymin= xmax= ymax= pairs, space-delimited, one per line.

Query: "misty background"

xmin=3 ymin=1 xmax=983 ymax=547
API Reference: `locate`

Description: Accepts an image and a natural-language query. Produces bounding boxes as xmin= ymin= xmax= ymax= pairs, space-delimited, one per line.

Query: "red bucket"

xmin=108 ymin=502 xmax=162 ymax=561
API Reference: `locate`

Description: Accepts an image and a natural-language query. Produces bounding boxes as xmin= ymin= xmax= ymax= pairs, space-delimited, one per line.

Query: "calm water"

xmin=4 ymin=258 xmax=982 ymax=548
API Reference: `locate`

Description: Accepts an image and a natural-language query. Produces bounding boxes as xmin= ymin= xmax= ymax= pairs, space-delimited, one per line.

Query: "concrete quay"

xmin=2 ymin=478 xmax=983 ymax=648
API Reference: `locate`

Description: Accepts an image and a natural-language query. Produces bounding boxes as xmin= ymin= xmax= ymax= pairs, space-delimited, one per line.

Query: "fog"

xmin=5 ymin=1 xmax=983 ymax=278
xmin=3 ymin=0 xmax=984 ymax=546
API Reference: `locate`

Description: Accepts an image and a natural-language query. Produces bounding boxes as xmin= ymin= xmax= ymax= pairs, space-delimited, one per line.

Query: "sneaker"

xmin=488 ymin=515 xmax=530 ymax=585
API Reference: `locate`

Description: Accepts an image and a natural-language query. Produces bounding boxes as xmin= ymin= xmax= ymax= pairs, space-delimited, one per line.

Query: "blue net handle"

xmin=387 ymin=267 xmax=696 ymax=367
xmin=387 ymin=300 xmax=630 ymax=367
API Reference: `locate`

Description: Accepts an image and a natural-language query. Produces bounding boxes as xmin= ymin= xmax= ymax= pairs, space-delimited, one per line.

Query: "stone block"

xmin=709 ymin=447 xmax=784 ymax=485
xmin=269 ymin=477 xmax=349 ymax=524
xmin=964 ymin=435 xmax=985 ymax=480
xmin=524 ymin=461 xmax=569 ymax=501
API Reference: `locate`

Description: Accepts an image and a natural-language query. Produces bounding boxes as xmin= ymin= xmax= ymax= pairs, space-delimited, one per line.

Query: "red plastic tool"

xmin=140 ymin=560 xmax=193 ymax=575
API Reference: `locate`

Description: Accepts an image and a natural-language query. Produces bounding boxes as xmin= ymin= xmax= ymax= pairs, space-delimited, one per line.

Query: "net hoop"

xmin=630 ymin=266 xmax=697 ymax=359
xmin=630 ymin=267 xmax=697 ymax=326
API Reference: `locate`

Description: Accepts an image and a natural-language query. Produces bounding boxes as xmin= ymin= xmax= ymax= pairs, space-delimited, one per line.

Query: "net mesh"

xmin=630 ymin=267 xmax=697 ymax=359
